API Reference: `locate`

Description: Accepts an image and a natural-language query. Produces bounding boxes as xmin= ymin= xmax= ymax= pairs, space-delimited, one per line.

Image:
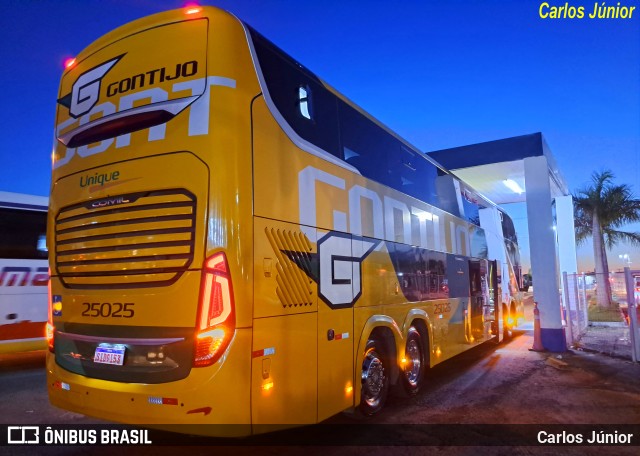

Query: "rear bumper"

xmin=47 ymin=327 xmax=252 ymax=436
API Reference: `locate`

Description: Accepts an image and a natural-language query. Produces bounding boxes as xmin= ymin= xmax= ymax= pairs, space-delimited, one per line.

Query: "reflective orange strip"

xmin=0 ymin=321 xmax=46 ymax=341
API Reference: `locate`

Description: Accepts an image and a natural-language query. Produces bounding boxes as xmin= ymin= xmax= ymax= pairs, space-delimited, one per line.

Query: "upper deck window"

xmin=250 ymin=28 xmax=341 ymax=159
xmin=338 ymin=100 xmax=399 ymax=187
xmin=299 ymin=86 xmax=312 ymax=120
xmin=461 ymin=188 xmax=486 ymax=226
xmin=500 ymin=211 xmax=518 ymax=244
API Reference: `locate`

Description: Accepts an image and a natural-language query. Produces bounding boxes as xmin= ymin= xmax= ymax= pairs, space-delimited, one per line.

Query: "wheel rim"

xmin=361 ymin=349 xmax=385 ymax=407
xmin=405 ymin=338 xmax=422 ymax=387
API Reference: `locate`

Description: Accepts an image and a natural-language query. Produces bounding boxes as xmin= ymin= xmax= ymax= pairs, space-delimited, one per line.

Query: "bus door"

xmin=316 ymin=232 xmax=365 ymax=421
xmin=488 ymin=259 xmax=502 ymax=342
xmin=469 ymin=258 xmax=493 ymax=342
xmin=252 ymin=218 xmax=318 ymax=427
xmin=446 ymin=254 xmax=470 ymax=349
xmin=468 ymin=259 xmax=482 ymax=341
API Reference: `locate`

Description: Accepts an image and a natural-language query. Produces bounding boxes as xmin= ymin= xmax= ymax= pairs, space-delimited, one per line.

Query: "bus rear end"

xmin=47 ymin=7 xmax=258 ymax=434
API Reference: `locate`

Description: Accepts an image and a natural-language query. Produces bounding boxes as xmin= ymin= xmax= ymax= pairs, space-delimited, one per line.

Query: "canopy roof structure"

xmin=428 ymin=132 xmax=577 ymax=352
xmin=429 ymin=133 xmax=568 ymax=205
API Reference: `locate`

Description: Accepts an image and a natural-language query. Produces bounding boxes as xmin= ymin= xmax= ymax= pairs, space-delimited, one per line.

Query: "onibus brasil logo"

xmin=6 ymin=425 xmax=152 ymax=445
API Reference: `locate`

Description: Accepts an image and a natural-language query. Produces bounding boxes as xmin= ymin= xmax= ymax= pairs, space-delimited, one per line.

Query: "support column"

xmin=555 ymin=195 xmax=579 ymax=328
xmin=524 ymin=156 xmax=565 ymax=351
xmin=555 ymin=195 xmax=578 ymax=276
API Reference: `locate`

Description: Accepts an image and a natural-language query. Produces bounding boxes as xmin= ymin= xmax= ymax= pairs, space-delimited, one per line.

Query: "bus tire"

xmin=401 ymin=326 xmax=426 ymax=396
xmin=358 ymin=338 xmax=389 ymax=416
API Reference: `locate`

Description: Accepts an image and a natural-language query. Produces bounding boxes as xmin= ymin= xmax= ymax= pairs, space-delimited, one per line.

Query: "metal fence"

xmin=562 ymin=269 xmax=640 ymax=362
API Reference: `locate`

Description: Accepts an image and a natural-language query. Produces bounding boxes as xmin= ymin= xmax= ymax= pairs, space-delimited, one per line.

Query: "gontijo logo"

xmin=58 ymin=54 xmax=200 ymax=118
xmin=58 ymin=54 xmax=125 ymax=118
xmin=105 ymin=61 xmax=198 ymax=97
xmin=53 ymin=56 xmax=236 ymax=169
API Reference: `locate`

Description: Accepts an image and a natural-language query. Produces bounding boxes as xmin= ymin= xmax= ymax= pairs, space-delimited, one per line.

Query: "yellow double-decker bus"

xmin=47 ymin=6 xmax=523 ymax=435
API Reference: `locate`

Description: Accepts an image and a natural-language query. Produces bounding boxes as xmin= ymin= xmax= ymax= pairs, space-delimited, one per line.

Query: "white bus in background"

xmin=479 ymin=205 xmax=525 ymax=331
xmin=0 ymin=191 xmax=49 ymax=353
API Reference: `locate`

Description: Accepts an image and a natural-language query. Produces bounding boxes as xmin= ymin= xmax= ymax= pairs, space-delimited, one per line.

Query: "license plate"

xmin=93 ymin=344 xmax=126 ymax=366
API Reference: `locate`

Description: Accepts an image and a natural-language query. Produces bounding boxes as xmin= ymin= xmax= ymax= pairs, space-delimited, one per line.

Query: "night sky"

xmin=1 ymin=0 xmax=638 ymax=271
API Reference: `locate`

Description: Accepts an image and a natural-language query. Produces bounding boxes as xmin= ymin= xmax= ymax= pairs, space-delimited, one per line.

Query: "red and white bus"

xmin=0 ymin=191 xmax=49 ymax=353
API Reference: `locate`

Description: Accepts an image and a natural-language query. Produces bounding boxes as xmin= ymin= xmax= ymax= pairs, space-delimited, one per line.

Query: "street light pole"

xmin=619 ymin=254 xmax=632 ymax=267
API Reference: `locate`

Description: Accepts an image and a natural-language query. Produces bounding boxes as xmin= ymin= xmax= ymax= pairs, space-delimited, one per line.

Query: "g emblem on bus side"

xmin=317 ymin=232 xmax=379 ymax=309
xmin=283 ymin=232 xmax=379 ymax=309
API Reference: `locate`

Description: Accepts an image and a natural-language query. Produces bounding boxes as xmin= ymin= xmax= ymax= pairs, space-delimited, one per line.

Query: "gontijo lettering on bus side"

xmin=298 ymin=165 xmax=477 ymax=257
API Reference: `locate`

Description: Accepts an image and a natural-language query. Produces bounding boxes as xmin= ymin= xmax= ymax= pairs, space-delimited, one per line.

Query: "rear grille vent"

xmin=55 ymin=189 xmax=196 ymax=289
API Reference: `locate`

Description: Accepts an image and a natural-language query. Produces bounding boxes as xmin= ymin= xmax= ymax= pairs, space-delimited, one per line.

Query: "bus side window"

xmin=392 ymin=146 xmax=440 ymax=207
xmin=427 ymin=251 xmax=448 ymax=299
xmin=251 ymin=29 xmax=342 ymax=159
xmin=298 ymin=85 xmax=312 ymax=120
xmin=338 ymin=100 xmax=400 ymax=188
xmin=0 ymin=208 xmax=47 ymax=259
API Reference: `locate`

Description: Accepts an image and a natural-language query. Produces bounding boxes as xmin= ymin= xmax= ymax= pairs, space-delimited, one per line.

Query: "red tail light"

xmin=46 ymin=273 xmax=54 ymax=352
xmin=194 ymin=252 xmax=235 ymax=367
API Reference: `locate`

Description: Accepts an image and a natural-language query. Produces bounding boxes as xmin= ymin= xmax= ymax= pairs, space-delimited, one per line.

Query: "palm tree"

xmin=573 ymin=170 xmax=640 ymax=307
